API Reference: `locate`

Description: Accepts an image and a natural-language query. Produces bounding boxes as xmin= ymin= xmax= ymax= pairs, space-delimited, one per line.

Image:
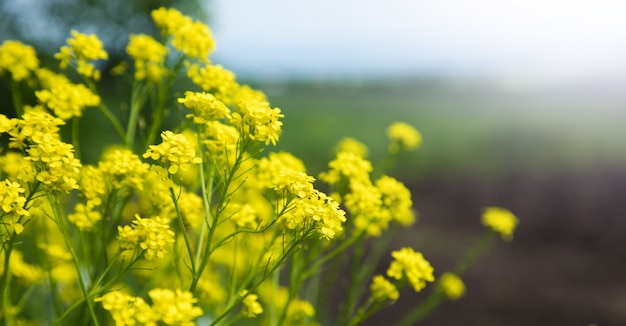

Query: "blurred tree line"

xmin=0 ymin=0 xmax=208 ymax=117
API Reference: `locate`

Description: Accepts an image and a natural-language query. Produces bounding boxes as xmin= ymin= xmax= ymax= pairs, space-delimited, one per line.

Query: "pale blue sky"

xmin=209 ymin=0 xmax=626 ymax=85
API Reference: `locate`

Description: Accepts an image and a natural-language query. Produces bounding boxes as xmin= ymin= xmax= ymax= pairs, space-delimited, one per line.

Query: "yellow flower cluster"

xmin=0 ymin=180 xmax=30 ymax=222
xmin=230 ymin=100 xmax=284 ymax=145
xmin=376 ymin=175 xmax=416 ymax=226
xmin=67 ymin=203 xmax=102 ymax=231
xmin=282 ymin=189 xmax=347 ymax=240
xmin=387 ymin=247 xmax=435 ymax=292
xmin=96 ymin=291 xmax=153 ymax=325
xmin=187 ymin=63 xmax=238 ymax=97
xmin=334 ymin=137 xmax=369 ymax=158
xmin=2 ymin=110 xmax=81 ymax=193
xmin=370 ymin=275 xmax=399 ymax=302
xmin=319 ymin=151 xmax=372 ymax=185
xmin=178 ymin=91 xmax=231 ymax=124
xmin=387 ymin=121 xmax=422 ymax=153
xmin=35 ymin=82 xmax=100 ymax=120
xmin=117 ymin=214 xmax=175 ymax=260
xmin=144 ymin=131 xmax=202 ymax=174
xmin=439 ymin=272 xmax=465 ymax=300
xmin=152 ymin=7 xmax=215 ymax=61
xmin=257 ymin=283 xmax=315 ymax=324
xmin=240 ymin=290 xmax=263 ymax=318
xmin=126 ymin=34 xmax=168 ymax=82
xmin=0 ymin=40 xmax=39 ymax=81
xmin=55 ymin=30 xmax=108 ymax=80
xmin=99 ymin=148 xmax=149 ymax=191
xmin=149 ymin=288 xmax=204 ymax=325
xmin=321 ymin=145 xmax=415 ymax=237
xmin=481 ymin=206 xmax=519 ymax=241
xmin=2 ymin=251 xmax=42 ymax=286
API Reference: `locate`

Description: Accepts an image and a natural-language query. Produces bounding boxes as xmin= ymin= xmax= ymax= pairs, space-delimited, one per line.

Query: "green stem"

xmin=454 ymin=230 xmax=497 ymax=276
xmin=97 ymin=102 xmax=126 ymax=142
xmin=397 ymin=292 xmax=444 ymax=326
xmin=302 ymin=232 xmax=363 ymax=279
xmin=48 ymin=195 xmax=100 ymax=326
xmin=1 ymin=234 xmax=15 ymax=326
xmin=399 ymin=230 xmax=498 ymax=325
xmin=126 ymin=83 xmax=149 ymax=150
xmin=190 ymin=141 xmax=249 ymax=292
xmin=71 ymin=117 xmax=81 ymax=161
xmin=169 ymin=187 xmax=196 ymax=278
xmin=10 ymin=81 xmax=23 ymax=117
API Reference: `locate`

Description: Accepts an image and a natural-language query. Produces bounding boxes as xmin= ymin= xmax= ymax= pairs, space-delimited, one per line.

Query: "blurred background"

xmin=2 ymin=0 xmax=626 ymax=324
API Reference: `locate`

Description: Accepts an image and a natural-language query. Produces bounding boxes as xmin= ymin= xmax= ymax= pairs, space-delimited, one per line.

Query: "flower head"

xmin=439 ymin=272 xmax=465 ymax=300
xmin=126 ymin=34 xmax=168 ymax=82
xmin=230 ymin=100 xmax=284 ymax=145
xmin=388 ymin=122 xmax=422 ymax=153
xmin=149 ymin=288 xmax=203 ymax=325
xmin=117 ymin=214 xmax=175 ymax=260
xmin=35 ymin=82 xmax=100 ymax=120
xmin=0 ymin=40 xmax=39 ymax=81
xmin=371 ymin=275 xmax=399 ymax=302
xmin=55 ymin=30 xmax=108 ymax=80
xmin=178 ymin=91 xmax=231 ymax=124
xmin=97 ymin=291 xmax=155 ymax=325
xmin=152 ymin=7 xmax=215 ymax=60
xmin=481 ymin=206 xmax=518 ymax=241
xmin=240 ymin=290 xmax=263 ymax=318
xmin=144 ymin=131 xmax=202 ymax=175
xmin=387 ymin=247 xmax=434 ymax=292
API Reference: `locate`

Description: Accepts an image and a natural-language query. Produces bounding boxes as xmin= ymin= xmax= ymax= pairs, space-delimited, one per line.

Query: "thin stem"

xmin=10 ymin=81 xmax=24 ymax=117
xmin=169 ymin=187 xmax=196 ymax=279
xmin=1 ymin=233 xmax=15 ymax=326
xmin=397 ymin=292 xmax=444 ymax=326
xmin=97 ymin=102 xmax=126 ymax=142
xmin=71 ymin=117 xmax=81 ymax=161
xmin=48 ymin=195 xmax=100 ymax=326
xmin=126 ymin=83 xmax=149 ymax=150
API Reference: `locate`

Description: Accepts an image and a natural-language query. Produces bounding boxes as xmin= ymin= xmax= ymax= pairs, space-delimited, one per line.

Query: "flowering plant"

xmin=0 ymin=7 xmax=518 ymax=325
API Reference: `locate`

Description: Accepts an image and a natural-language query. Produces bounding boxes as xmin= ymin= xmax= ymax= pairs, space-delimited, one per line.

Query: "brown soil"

xmin=364 ymin=168 xmax=626 ymax=325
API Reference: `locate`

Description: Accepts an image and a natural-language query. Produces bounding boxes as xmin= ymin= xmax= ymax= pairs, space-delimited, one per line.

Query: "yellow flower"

xmin=151 ymin=7 xmax=215 ymax=60
xmin=439 ymin=272 xmax=465 ymax=300
xmin=387 ymin=122 xmax=422 ymax=153
xmin=240 ymin=290 xmax=263 ymax=318
xmin=481 ymin=206 xmax=518 ymax=241
xmin=345 ymin=181 xmax=389 ymax=237
xmin=126 ymin=34 xmax=168 ymax=82
xmin=35 ymin=82 xmax=100 ymax=120
xmin=0 ymin=40 xmax=39 ymax=81
xmin=371 ymin=275 xmax=399 ymax=301
xmin=334 ymin=137 xmax=369 ymax=158
xmin=319 ymin=151 xmax=373 ymax=186
xmin=98 ymin=147 xmax=149 ymax=190
xmin=376 ymin=175 xmax=415 ymax=227
xmin=97 ymin=291 xmax=155 ymax=325
xmin=230 ymin=100 xmax=284 ymax=145
xmin=117 ymin=214 xmax=175 ymax=260
xmin=186 ymin=62 xmax=238 ymax=98
xmin=387 ymin=247 xmax=434 ymax=292
xmin=0 ymin=179 xmax=30 ymax=220
xmin=148 ymin=288 xmax=203 ymax=325
xmin=67 ymin=203 xmax=102 ymax=231
xmin=5 ymin=251 xmax=42 ymax=286
xmin=144 ymin=130 xmax=202 ymax=174
xmin=178 ymin=91 xmax=231 ymax=124
xmin=55 ymin=30 xmax=108 ymax=80
xmin=271 ymin=170 xmax=315 ymax=199
xmin=281 ymin=190 xmax=346 ymax=240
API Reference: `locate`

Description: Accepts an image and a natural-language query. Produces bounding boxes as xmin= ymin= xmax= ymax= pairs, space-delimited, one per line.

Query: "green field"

xmin=258 ymin=78 xmax=626 ymax=180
